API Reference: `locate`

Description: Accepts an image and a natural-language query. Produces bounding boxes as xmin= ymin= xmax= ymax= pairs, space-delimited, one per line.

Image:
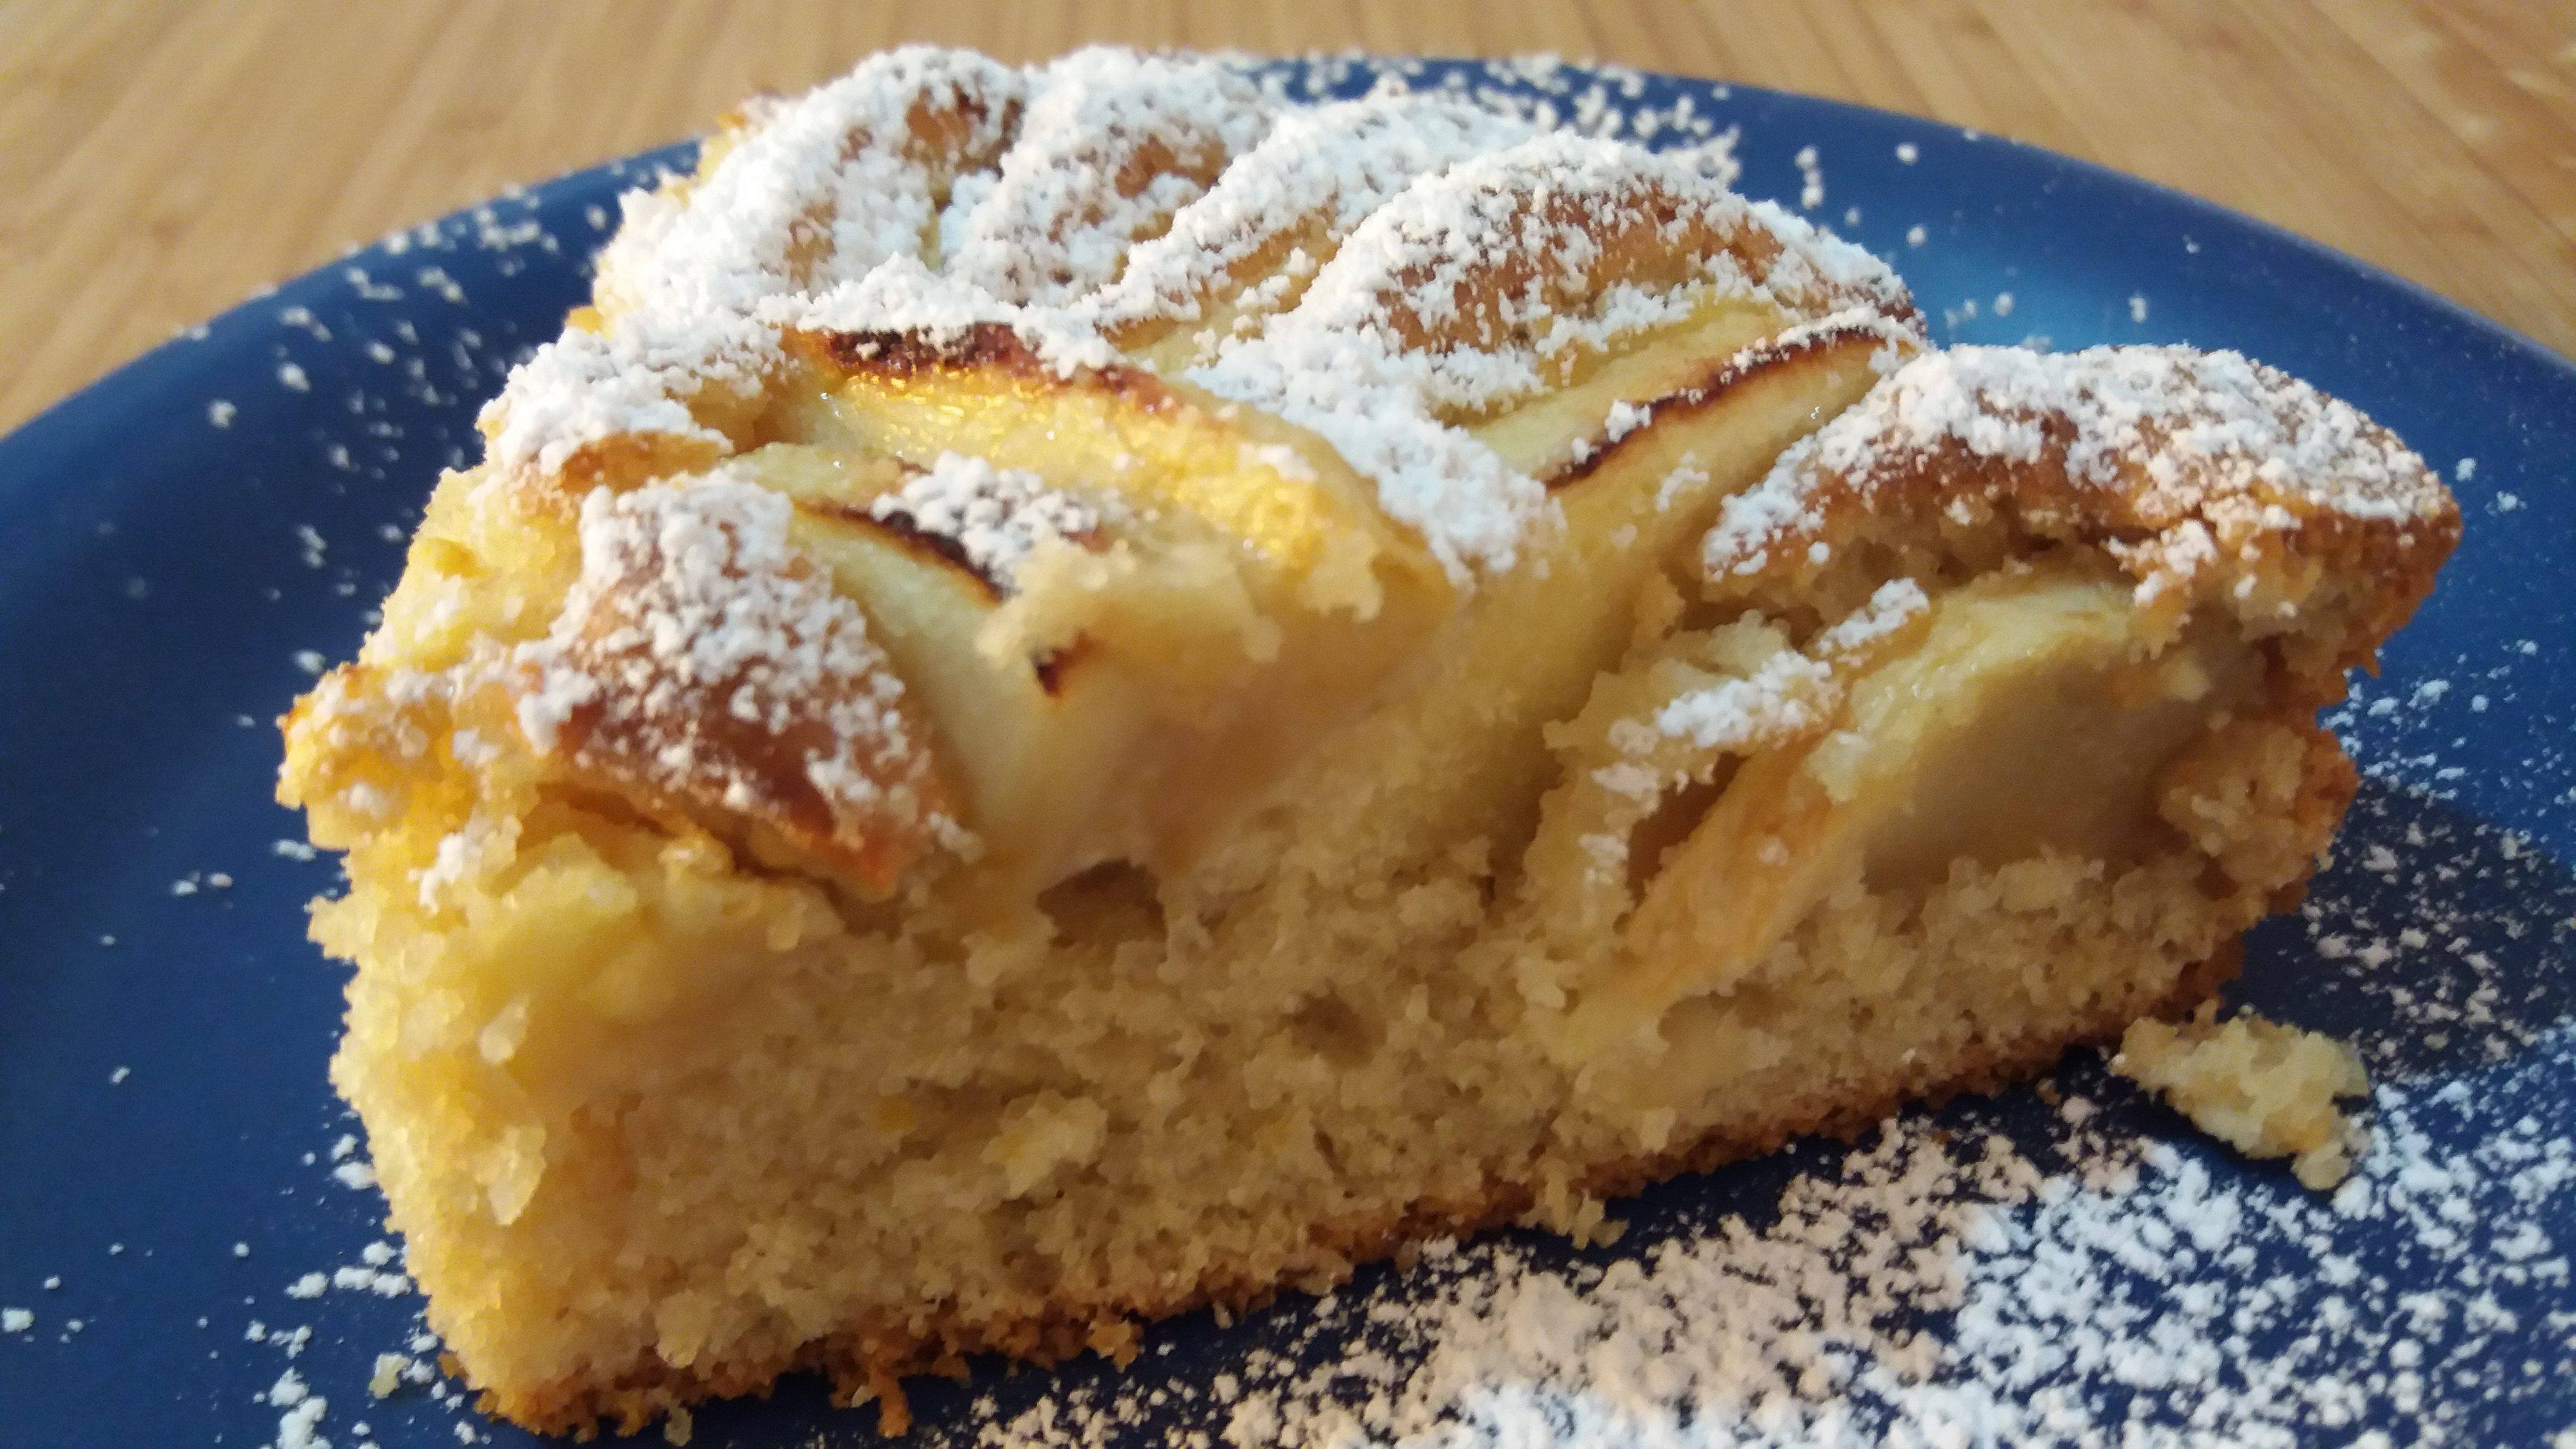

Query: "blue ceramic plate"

xmin=2 ymin=58 xmax=2570 ymax=1449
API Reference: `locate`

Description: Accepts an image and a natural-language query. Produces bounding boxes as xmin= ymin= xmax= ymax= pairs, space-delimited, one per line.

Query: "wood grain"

xmin=4 ymin=0 xmax=2572 ymax=431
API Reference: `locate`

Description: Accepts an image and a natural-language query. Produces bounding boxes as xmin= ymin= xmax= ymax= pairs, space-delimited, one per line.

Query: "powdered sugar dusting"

xmin=1704 ymin=344 xmax=2454 ymax=585
xmin=1651 ymin=577 xmax=1927 ymax=751
xmin=481 ymin=308 xmax=770 ymax=477
xmin=945 ymin=48 xmax=1271 ymax=307
xmin=781 ymin=255 xmax=1121 ymax=378
xmin=871 ymin=452 xmax=1103 ymax=583
xmin=1231 ymin=132 xmax=1893 ymax=417
xmin=1190 ymin=132 xmax=1912 ymax=575
xmin=1189 ymin=330 xmax=1547 ymax=579
xmin=485 ymin=47 xmax=1024 ymax=481
xmin=513 ymin=472 xmax=954 ymax=859
xmin=1567 ymin=305 xmax=1924 ymax=478
xmin=474 ymin=47 xmax=1917 ymax=583
xmin=1080 ymin=94 xmax=1538 ymax=334
xmin=592 ymin=46 xmax=1024 ymax=320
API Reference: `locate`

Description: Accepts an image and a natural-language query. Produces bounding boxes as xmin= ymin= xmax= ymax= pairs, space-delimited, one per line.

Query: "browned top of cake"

xmin=476 ymin=46 xmax=1916 ymax=577
xmin=1699 ymin=345 xmax=2460 ymax=671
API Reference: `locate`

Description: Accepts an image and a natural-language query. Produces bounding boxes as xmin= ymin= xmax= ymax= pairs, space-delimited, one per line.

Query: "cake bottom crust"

xmin=489 ymin=945 xmax=2244 ymax=1440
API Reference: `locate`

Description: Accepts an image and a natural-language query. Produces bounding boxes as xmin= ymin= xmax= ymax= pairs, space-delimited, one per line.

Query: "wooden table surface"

xmin=6 ymin=1 xmax=2574 ymax=432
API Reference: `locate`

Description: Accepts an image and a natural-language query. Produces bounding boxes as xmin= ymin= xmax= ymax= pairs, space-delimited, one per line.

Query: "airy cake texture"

xmin=275 ymin=47 xmax=2460 ymax=1436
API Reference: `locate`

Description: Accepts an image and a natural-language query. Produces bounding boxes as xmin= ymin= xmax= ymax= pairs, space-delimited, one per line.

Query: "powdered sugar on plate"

xmin=1194 ymin=1063 xmax=2570 ymax=1449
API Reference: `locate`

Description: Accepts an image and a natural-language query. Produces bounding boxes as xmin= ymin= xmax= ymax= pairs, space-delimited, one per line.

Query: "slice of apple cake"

xmin=276 ymin=46 xmax=2458 ymax=1437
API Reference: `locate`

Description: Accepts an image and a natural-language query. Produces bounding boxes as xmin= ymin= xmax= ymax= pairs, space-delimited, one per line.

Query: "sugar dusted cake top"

xmin=1702 ymin=344 xmax=2457 ymax=666
xmin=315 ymin=44 xmax=2457 ymax=922
xmin=479 ymin=44 xmax=1915 ymax=576
xmin=1710 ymin=344 xmax=2452 ymax=563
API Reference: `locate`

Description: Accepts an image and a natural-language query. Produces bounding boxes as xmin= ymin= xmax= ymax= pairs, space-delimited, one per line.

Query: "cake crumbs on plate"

xmin=2112 ymin=1005 xmax=2371 ymax=1188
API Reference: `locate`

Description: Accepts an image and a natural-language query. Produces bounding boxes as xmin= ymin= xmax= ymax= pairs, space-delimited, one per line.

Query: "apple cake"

xmin=276 ymin=45 xmax=2460 ymax=1436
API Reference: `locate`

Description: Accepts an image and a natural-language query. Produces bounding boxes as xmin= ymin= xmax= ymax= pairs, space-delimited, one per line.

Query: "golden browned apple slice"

xmin=739 ymin=326 xmax=1460 ymax=892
